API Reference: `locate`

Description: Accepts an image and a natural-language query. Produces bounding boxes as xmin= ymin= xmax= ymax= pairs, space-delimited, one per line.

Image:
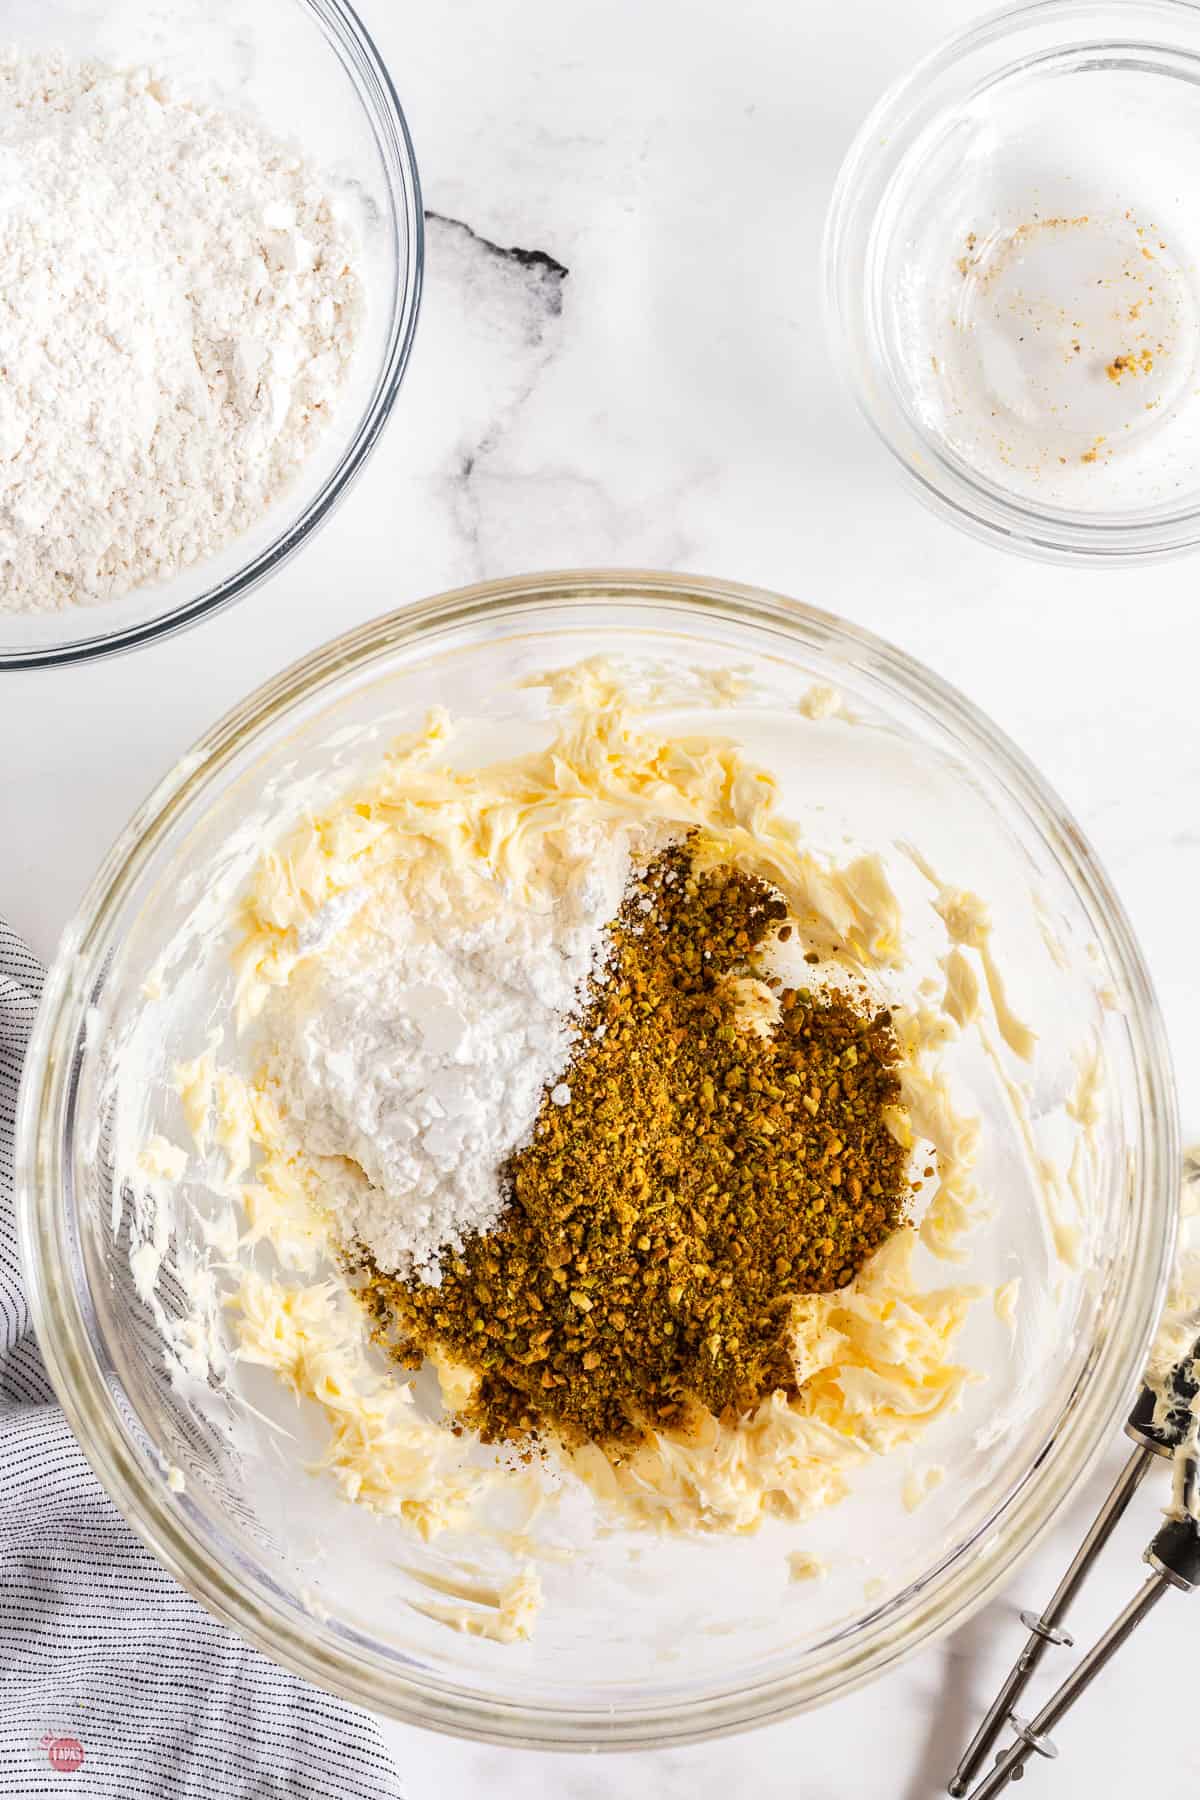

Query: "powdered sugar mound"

xmin=269 ymin=833 xmax=635 ymax=1284
xmin=0 ymin=51 xmax=362 ymax=613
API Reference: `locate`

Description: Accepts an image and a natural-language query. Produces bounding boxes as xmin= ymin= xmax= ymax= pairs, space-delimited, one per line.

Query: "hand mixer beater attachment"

xmin=949 ymin=1337 xmax=1200 ymax=1799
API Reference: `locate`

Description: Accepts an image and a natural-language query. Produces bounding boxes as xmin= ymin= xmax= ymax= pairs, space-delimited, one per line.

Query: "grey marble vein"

xmin=420 ymin=210 xmax=570 ymax=572
xmin=424 ymin=209 xmax=569 ymax=296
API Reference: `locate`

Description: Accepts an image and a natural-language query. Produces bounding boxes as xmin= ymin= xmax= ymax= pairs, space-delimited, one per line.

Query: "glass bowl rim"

xmin=16 ymin=568 xmax=1179 ymax=1746
xmin=0 ymin=0 xmax=424 ymax=672
xmin=822 ymin=0 xmax=1200 ymax=565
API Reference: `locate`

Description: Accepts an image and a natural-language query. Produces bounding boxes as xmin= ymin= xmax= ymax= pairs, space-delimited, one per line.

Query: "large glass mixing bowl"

xmin=16 ymin=572 xmax=1177 ymax=1747
xmin=0 ymin=0 xmax=422 ymax=669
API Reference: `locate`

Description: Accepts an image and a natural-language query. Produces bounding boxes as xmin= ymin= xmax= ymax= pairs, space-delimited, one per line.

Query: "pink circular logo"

xmin=46 ymin=1738 xmax=85 ymax=1773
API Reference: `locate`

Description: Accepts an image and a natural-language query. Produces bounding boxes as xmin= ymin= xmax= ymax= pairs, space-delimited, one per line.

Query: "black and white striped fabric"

xmin=0 ymin=923 xmax=406 ymax=1799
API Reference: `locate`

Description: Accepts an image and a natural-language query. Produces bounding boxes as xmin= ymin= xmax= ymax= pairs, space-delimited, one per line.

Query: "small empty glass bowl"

xmin=824 ymin=0 xmax=1200 ymax=562
xmin=0 ymin=0 xmax=422 ymax=669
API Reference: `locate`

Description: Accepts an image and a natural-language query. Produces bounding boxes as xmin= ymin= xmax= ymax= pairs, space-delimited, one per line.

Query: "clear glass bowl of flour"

xmin=825 ymin=0 xmax=1200 ymax=562
xmin=0 ymin=0 xmax=421 ymax=669
xmin=17 ymin=572 xmax=1177 ymax=1746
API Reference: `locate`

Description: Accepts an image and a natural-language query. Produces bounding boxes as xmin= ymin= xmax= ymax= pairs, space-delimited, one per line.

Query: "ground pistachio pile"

xmin=361 ymin=836 xmax=911 ymax=1449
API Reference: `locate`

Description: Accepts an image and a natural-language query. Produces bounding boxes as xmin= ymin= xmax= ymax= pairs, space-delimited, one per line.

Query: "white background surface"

xmin=4 ymin=0 xmax=1200 ymax=1793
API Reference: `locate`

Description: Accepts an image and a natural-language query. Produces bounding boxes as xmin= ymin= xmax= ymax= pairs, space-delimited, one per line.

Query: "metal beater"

xmin=948 ymin=1339 xmax=1200 ymax=1798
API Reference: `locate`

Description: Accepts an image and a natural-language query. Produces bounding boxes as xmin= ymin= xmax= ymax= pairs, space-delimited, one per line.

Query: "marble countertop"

xmin=4 ymin=0 xmax=1200 ymax=1791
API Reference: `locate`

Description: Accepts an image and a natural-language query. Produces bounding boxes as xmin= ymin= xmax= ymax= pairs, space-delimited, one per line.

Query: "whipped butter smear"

xmin=126 ymin=658 xmax=1090 ymax=1642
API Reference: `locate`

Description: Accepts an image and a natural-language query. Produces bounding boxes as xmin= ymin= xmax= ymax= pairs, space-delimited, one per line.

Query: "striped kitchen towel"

xmin=0 ymin=922 xmax=406 ymax=1799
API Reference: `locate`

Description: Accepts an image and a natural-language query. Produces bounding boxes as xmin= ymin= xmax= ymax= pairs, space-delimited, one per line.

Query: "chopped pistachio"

xmin=363 ymin=838 xmax=908 ymax=1449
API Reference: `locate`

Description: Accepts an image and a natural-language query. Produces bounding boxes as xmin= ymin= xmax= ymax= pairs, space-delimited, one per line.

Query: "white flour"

xmin=269 ymin=834 xmax=635 ymax=1284
xmin=0 ymin=51 xmax=361 ymax=613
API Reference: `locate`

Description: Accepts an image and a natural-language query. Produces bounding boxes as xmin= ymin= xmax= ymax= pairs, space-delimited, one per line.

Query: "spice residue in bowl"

xmin=903 ymin=200 xmax=1199 ymax=504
